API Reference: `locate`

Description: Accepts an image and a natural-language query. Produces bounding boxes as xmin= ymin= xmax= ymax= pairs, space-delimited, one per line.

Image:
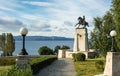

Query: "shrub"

xmin=76 ymin=53 xmax=86 ymax=61
xmin=95 ymin=60 xmax=104 ymax=71
xmin=72 ymin=53 xmax=76 ymax=61
xmin=38 ymin=46 xmax=53 ymax=55
xmin=0 ymin=66 xmax=32 ymax=76
xmin=72 ymin=53 xmax=86 ymax=61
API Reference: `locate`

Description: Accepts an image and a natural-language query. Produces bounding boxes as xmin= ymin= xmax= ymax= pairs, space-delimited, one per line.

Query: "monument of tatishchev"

xmin=58 ymin=16 xmax=96 ymax=59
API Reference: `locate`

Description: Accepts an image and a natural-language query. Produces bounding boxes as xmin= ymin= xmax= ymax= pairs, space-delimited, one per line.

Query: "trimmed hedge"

xmin=72 ymin=53 xmax=86 ymax=61
xmin=0 ymin=58 xmax=16 ymax=66
xmin=0 ymin=56 xmax=57 ymax=75
xmin=31 ymin=56 xmax=57 ymax=74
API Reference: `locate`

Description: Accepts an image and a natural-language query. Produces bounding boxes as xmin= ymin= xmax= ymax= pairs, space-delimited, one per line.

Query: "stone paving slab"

xmin=35 ymin=58 xmax=76 ymax=76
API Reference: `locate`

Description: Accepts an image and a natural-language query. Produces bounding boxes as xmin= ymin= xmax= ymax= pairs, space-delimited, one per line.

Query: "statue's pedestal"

xmin=103 ymin=52 xmax=120 ymax=76
xmin=16 ymin=55 xmax=30 ymax=69
xmin=73 ymin=28 xmax=89 ymax=52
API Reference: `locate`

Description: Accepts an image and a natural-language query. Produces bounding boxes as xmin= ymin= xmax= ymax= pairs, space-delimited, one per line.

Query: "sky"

xmin=0 ymin=0 xmax=112 ymax=38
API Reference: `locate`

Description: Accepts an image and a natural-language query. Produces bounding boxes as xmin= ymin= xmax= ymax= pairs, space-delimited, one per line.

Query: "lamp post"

xmin=19 ymin=27 xmax=28 ymax=55
xmin=110 ymin=30 xmax=117 ymax=52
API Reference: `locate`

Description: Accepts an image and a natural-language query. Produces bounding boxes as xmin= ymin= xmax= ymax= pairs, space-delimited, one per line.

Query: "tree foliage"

xmin=90 ymin=12 xmax=115 ymax=56
xmin=112 ymin=0 xmax=120 ymax=50
xmin=6 ymin=33 xmax=15 ymax=56
xmin=54 ymin=45 xmax=61 ymax=54
xmin=38 ymin=46 xmax=53 ymax=55
xmin=91 ymin=0 xmax=120 ymax=56
xmin=53 ymin=45 xmax=70 ymax=55
xmin=61 ymin=45 xmax=70 ymax=49
xmin=0 ymin=33 xmax=15 ymax=56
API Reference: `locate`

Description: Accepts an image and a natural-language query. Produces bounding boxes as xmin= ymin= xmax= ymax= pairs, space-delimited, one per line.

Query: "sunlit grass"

xmin=74 ymin=58 xmax=105 ymax=76
xmin=0 ymin=66 xmax=12 ymax=73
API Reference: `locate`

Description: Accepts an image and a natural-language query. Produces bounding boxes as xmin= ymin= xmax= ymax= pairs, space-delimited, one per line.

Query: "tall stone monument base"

xmin=103 ymin=52 xmax=120 ymax=76
xmin=73 ymin=28 xmax=89 ymax=52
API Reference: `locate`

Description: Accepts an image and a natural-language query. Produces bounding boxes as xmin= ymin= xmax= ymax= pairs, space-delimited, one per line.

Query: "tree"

xmin=90 ymin=11 xmax=115 ymax=56
xmin=1 ymin=33 xmax=6 ymax=56
xmin=6 ymin=33 xmax=15 ymax=56
xmin=112 ymin=0 xmax=120 ymax=50
xmin=38 ymin=46 xmax=53 ymax=55
xmin=90 ymin=17 xmax=103 ymax=55
xmin=90 ymin=0 xmax=120 ymax=56
xmin=0 ymin=33 xmax=15 ymax=56
xmin=54 ymin=45 xmax=61 ymax=55
xmin=61 ymin=45 xmax=70 ymax=49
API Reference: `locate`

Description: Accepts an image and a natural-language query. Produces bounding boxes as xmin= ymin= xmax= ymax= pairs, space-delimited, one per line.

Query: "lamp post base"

xmin=16 ymin=55 xmax=30 ymax=69
xmin=19 ymin=48 xmax=28 ymax=55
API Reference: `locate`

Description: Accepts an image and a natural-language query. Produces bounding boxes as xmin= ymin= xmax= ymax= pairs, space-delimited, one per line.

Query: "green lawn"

xmin=74 ymin=58 xmax=105 ymax=76
xmin=0 ymin=66 xmax=12 ymax=73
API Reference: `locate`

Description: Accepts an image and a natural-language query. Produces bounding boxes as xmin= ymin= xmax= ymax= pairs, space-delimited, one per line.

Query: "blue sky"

xmin=0 ymin=0 xmax=112 ymax=38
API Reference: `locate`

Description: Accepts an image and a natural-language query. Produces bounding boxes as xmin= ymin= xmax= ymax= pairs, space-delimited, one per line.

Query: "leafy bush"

xmin=76 ymin=53 xmax=86 ymax=61
xmin=72 ymin=53 xmax=76 ymax=61
xmin=72 ymin=53 xmax=86 ymax=61
xmin=31 ymin=56 xmax=57 ymax=74
xmin=0 ymin=66 xmax=32 ymax=76
xmin=95 ymin=60 xmax=104 ymax=71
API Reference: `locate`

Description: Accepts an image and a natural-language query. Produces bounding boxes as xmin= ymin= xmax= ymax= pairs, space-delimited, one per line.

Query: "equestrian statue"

xmin=75 ymin=16 xmax=89 ymax=28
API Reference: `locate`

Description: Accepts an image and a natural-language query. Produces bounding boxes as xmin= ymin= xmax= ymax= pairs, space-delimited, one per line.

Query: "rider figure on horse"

xmin=75 ymin=16 xmax=89 ymax=28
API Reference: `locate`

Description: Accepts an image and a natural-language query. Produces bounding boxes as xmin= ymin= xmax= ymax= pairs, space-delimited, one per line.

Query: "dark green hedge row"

xmin=31 ymin=56 xmax=57 ymax=74
xmin=0 ymin=56 xmax=57 ymax=75
xmin=0 ymin=58 xmax=16 ymax=66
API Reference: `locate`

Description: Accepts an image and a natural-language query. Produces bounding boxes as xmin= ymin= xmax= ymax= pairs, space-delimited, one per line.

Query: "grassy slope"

xmin=74 ymin=58 xmax=105 ymax=76
xmin=0 ymin=66 xmax=12 ymax=73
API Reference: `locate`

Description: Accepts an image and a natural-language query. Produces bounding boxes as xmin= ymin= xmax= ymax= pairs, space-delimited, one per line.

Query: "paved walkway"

xmin=35 ymin=58 xmax=76 ymax=76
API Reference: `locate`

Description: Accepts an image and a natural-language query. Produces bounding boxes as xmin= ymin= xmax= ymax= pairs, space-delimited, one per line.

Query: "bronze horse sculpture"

xmin=75 ymin=16 xmax=89 ymax=28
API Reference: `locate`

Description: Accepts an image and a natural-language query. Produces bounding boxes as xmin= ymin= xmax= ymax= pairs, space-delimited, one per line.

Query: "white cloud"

xmin=0 ymin=0 xmax=24 ymax=12
xmin=0 ymin=16 xmax=26 ymax=35
xmin=0 ymin=0 xmax=112 ymax=37
xmin=0 ymin=6 xmax=16 ymax=12
xmin=22 ymin=1 xmax=56 ymax=7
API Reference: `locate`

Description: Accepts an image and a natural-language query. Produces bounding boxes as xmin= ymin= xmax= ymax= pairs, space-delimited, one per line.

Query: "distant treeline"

xmin=14 ymin=36 xmax=74 ymax=41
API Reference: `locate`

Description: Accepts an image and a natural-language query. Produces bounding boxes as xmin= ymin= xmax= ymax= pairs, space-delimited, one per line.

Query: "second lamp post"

xmin=19 ymin=27 xmax=28 ymax=55
xmin=110 ymin=30 xmax=117 ymax=52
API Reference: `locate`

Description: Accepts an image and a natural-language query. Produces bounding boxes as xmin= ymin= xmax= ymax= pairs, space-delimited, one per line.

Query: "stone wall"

xmin=58 ymin=49 xmax=96 ymax=59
